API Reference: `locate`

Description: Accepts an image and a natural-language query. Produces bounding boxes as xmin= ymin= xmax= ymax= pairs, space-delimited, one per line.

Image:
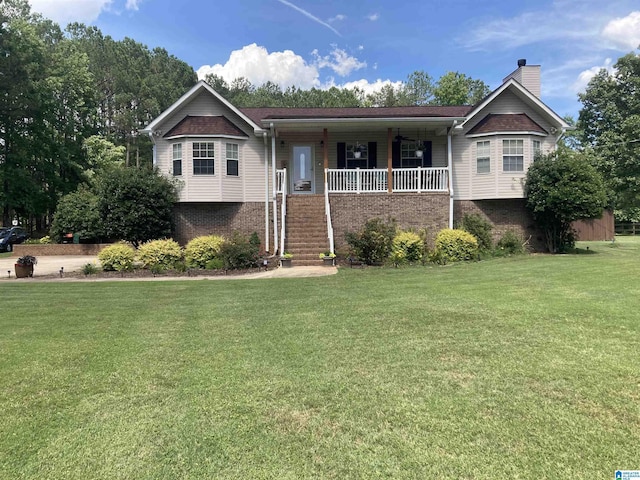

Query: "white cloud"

xmin=196 ymin=44 xmax=321 ymax=90
xmin=125 ymin=0 xmax=141 ymax=10
xmin=196 ymin=44 xmax=402 ymax=99
xmin=312 ymin=46 xmax=366 ymax=77
xmin=367 ymin=13 xmax=379 ymax=21
xmin=28 ymin=0 xmax=141 ymax=24
xmin=337 ymin=79 xmax=404 ymax=96
xmin=572 ymin=58 xmax=615 ymax=93
xmin=602 ymin=11 xmax=640 ymax=49
xmin=29 ymin=0 xmax=113 ymax=24
xmin=328 ymin=14 xmax=346 ymax=23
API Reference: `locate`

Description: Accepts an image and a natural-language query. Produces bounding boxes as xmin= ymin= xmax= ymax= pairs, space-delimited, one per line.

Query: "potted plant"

xmin=319 ymin=251 xmax=336 ymax=266
xmin=15 ymin=255 xmax=37 ymax=278
xmin=280 ymin=252 xmax=293 ymax=268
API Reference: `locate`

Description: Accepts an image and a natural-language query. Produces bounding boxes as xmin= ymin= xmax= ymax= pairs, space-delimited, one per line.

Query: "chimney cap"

xmin=517 ymin=59 xmax=527 ymax=67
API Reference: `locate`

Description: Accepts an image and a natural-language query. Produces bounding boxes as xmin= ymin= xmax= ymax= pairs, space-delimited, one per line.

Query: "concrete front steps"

xmin=284 ymin=195 xmax=330 ymax=266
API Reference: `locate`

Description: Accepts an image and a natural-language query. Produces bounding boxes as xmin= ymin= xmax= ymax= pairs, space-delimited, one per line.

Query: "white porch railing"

xmin=392 ymin=167 xmax=449 ymax=192
xmin=326 ymin=167 xmax=448 ymax=193
xmin=326 ymin=168 xmax=388 ymax=193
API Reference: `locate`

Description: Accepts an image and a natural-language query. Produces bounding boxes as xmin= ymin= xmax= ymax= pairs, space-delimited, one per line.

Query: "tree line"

xmin=0 ymin=0 xmax=197 ymax=229
xmin=204 ymin=70 xmax=491 ymax=108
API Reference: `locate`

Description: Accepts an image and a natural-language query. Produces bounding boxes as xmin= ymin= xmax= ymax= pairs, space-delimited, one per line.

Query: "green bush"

xmin=496 ymin=230 xmax=526 ymax=255
xmin=39 ymin=235 xmax=52 ymax=244
xmin=205 ymin=258 xmax=225 ymax=270
xmin=434 ymin=228 xmax=478 ymax=263
xmin=391 ymin=230 xmax=424 ymax=265
xmin=218 ymin=232 xmax=260 ymax=270
xmin=98 ymin=243 xmax=136 ymax=271
xmin=81 ymin=263 xmax=99 ymax=275
xmin=460 ymin=213 xmax=493 ymax=252
xmin=137 ymin=238 xmax=183 ymax=269
xmin=345 ymin=218 xmax=397 ymax=265
xmin=184 ymin=235 xmax=225 ymax=268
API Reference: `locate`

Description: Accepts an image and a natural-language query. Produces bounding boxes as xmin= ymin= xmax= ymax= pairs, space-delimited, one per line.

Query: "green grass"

xmin=1 ymin=238 xmax=639 ymax=479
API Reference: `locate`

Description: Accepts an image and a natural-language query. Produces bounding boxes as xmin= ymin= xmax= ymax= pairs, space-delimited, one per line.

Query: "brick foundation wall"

xmin=454 ymin=199 xmax=545 ymax=251
xmin=329 ymin=193 xmax=450 ymax=250
xmin=173 ymin=202 xmax=268 ymax=247
xmin=13 ymin=244 xmax=111 ymax=256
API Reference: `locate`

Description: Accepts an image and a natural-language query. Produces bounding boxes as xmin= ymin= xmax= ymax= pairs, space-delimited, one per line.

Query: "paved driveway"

xmin=0 ymin=256 xmax=99 ymax=279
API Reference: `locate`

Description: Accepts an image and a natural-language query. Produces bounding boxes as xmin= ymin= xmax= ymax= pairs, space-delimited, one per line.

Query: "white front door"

xmin=292 ymin=145 xmax=314 ymax=194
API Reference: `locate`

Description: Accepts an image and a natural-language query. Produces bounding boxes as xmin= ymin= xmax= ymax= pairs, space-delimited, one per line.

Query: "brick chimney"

xmin=503 ymin=59 xmax=541 ymax=98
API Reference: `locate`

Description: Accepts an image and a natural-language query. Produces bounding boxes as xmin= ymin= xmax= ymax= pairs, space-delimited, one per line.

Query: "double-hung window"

xmin=503 ymin=139 xmax=524 ymax=172
xmin=476 ymin=141 xmax=491 ymax=174
xmin=346 ymin=143 xmax=368 ymax=169
xmin=400 ymin=142 xmax=423 ymax=168
xmin=226 ymin=143 xmax=239 ymax=176
xmin=172 ymin=144 xmax=182 ymax=176
xmin=532 ymin=140 xmax=541 ymax=161
xmin=193 ymin=142 xmax=215 ymax=175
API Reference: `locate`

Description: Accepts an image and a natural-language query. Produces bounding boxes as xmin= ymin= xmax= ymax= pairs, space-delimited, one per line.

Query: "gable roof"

xmin=462 ymin=78 xmax=571 ymax=131
xmin=141 ymin=80 xmax=264 ymax=135
xmin=466 ymin=113 xmax=547 ymax=136
xmin=164 ymin=115 xmax=249 ymax=138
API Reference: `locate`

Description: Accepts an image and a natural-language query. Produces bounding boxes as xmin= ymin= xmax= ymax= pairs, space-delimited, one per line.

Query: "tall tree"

xmin=0 ymin=0 xmax=96 ymax=227
xmin=578 ymin=50 xmax=640 ymax=218
xmin=432 ymin=72 xmax=490 ymax=106
xmin=67 ymin=24 xmax=198 ymax=167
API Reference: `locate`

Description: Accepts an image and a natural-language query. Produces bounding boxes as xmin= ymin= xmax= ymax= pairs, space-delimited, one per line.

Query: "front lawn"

xmin=1 ymin=238 xmax=638 ymax=479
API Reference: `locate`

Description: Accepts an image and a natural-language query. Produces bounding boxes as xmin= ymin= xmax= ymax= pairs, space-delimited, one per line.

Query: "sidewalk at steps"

xmin=0 ymin=256 xmax=337 ymax=282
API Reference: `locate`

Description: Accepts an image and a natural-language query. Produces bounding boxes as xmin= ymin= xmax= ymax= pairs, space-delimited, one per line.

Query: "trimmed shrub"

xmin=434 ymin=228 xmax=478 ymax=263
xmin=81 ymin=263 xmax=99 ymax=275
xmin=184 ymin=235 xmax=225 ymax=268
xmin=460 ymin=213 xmax=493 ymax=252
xmin=218 ymin=232 xmax=260 ymax=270
xmin=137 ymin=238 xmax=183 ymax=269
xmin=98 ymin=243 xmax=136 ymax=271
xmin=345 ymin=217 xmax=397 ymax=265
xmin=496 ymin=230 xmax=526 ymax=255
xmin=391 ymin=230 xmax=424 ymax=265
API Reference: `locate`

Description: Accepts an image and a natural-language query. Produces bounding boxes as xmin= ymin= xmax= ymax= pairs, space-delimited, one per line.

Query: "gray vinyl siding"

xmin=153 ymin=90 xmax=266 ymax=203
xmin=452 ymin=88 xmax=556 ymax=200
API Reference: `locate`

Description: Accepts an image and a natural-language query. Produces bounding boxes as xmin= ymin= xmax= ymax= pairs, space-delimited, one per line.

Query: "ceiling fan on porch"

xmin=394 ymin=129 xmax=415 ymax=142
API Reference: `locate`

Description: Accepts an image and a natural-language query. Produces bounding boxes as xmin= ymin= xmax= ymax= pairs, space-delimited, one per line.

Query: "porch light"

xmin=415 ymin=147 xmax=424 ymax=158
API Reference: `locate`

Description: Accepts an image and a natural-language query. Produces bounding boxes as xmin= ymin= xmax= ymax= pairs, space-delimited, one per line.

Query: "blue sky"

xmin=29 ymin=0 xmax=640 ymax=118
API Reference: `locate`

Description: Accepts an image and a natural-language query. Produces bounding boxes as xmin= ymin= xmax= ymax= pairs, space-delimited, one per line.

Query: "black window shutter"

xmin=337 ymin=142 xmax=346 ymax=169
xmin=392 ymin=141 xmax=401 ymax=168
xmin=423 ymin=141 xmax=432 ymax=167
xmin=368 ymin=142 xmax=377 ymax=168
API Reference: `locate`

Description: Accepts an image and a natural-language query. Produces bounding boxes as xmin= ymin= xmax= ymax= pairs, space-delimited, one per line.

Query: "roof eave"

xmin=462 ymin=79 xmax=571 ymax=130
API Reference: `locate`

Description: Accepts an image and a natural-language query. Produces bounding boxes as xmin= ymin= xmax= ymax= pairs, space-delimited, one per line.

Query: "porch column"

xmin=447 ymin=127 xmax=454 ymax=229
xmin=323 ymin=128 xmax=328 ymax=182
xmin=387 ymin=128 xmax=393 ymax=193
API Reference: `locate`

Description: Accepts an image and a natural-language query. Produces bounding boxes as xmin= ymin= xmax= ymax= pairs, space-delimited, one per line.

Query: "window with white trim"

xmin=503 ymin=139 xmax=524 ymax=172
xmin=532 ymin=140 xmax=541 ymax=161
xmin=346 ymin=143 xmax=368 ymax=169
xmin=193 ymin=142 xmax=215 ymax=175
xmin=400 ymin=142 xmax=423 ymax=168
xmin=476 ymin=141 xmax=491 ymax=174
xmin=226 ymin=143 xmax=239 ymax=176
xmin=172 ymin=143 xmax=182 ymax=176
